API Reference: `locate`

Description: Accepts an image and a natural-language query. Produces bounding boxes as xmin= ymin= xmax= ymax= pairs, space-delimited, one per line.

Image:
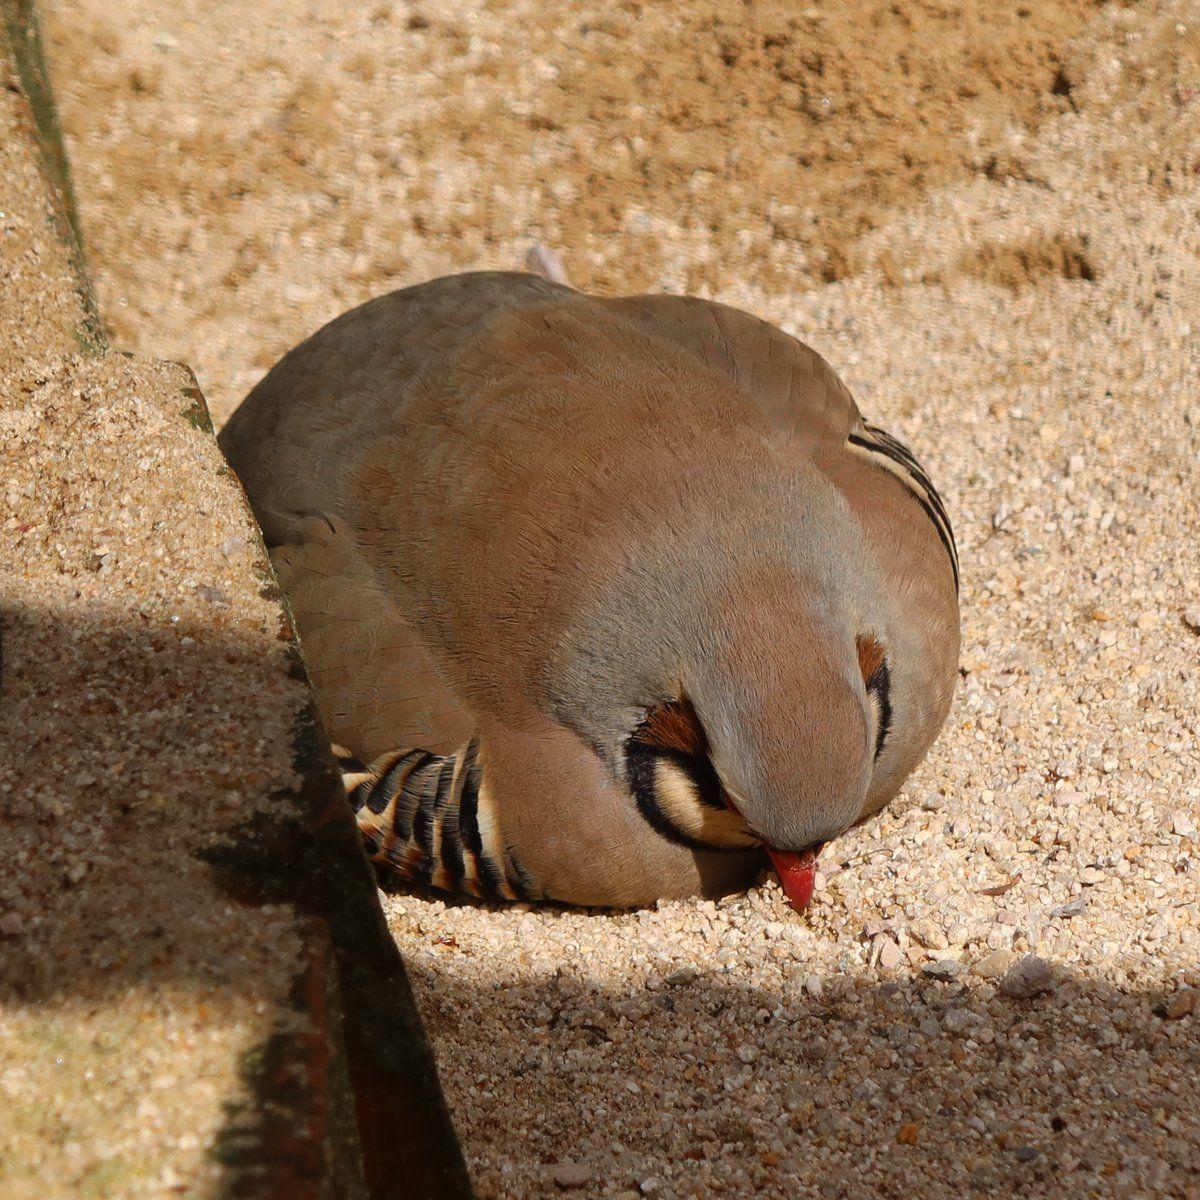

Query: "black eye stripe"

xmin=866 ymin=657 xmax=893 ymax=759
xmin=624 ymin=741 xmax=748 ymax=853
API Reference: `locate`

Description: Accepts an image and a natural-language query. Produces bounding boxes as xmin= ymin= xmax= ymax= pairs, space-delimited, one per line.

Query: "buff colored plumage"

xmin=219 ymin=267 xmax=959 ymax=907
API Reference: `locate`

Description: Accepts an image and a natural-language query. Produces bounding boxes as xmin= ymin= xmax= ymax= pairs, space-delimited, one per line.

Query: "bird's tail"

xmin=333 ymin=742 xmax=538 ymax=902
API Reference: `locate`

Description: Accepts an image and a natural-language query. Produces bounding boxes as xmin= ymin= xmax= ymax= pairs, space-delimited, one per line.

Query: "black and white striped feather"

xmin=336 ymin=740 xmax=538 ymax=901
xmin=846 ymin=421 xmax=959 ymax=591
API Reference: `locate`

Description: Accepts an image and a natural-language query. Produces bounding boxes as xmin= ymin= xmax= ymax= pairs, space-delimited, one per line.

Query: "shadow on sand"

xmin=391 ymin=889 xmax=1199 ymax=1199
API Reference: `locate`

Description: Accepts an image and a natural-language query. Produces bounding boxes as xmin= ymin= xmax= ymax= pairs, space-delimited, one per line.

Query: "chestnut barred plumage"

xmin=337 ymin=740 xmax=538 ymax=902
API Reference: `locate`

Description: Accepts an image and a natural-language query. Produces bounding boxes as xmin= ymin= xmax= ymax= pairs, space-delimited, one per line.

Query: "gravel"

xmin=38 ymin=0 xmax=1200 ymax=1197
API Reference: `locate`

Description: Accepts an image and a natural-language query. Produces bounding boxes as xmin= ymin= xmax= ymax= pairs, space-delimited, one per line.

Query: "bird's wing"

xmin=219 ymin=273 xmax=574 ymax=759
xmin=218 ymin=271 xmax=573 ymax=548
xmin=269 ymin=512 xmax=474 ymax=760
xmin=608 ymin=291 xmax=959 ymax=593
xmin=604 ymin=292 xmax=863 ymax=452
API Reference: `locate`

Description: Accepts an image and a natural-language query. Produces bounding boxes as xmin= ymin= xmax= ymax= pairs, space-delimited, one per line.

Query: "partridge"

xmin=219 ymin=268 xmax=960 ymax=909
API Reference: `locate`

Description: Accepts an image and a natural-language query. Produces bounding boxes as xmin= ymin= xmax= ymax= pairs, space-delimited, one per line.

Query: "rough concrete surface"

xmin=1 ymin=9 xmax=469 ymax=1197
xmin=1 ymin=91 xmax=305 ymax=1195
xmin=34 ymin=0 xmax=1200 ymax=1197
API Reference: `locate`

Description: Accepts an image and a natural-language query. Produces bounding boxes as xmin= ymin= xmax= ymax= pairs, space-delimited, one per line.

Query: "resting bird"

xmin=219 ymin=268 xmax=960 ymax=909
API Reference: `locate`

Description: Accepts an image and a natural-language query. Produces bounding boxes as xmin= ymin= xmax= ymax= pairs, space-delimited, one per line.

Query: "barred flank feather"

xmin=333 ymin=740 xmax=538 ymax=902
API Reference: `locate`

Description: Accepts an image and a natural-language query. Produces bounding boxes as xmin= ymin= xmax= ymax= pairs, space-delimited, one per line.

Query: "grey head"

xmin=542 ymin=462 xmax=903 ymax=864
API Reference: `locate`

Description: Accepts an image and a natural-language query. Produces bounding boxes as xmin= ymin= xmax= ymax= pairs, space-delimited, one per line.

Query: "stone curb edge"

xmin=0 ymin=8 xmax=474 ymax=1196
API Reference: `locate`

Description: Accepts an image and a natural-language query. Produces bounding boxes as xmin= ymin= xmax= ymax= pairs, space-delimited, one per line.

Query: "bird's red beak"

xmin=721 ymin=791 xmax=821 ymax=911
xmin=766 ymin=847 xmax=819 ymax=911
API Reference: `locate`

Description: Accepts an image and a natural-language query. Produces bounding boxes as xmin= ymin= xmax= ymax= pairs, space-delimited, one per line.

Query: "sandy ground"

xmin=0 ymin=46 xmax=312 ymax=1199
xmin=39 ymin=1 xmax=1200 ymax=1197
xmin=40 ymin=0 xmax=1107 ymax=426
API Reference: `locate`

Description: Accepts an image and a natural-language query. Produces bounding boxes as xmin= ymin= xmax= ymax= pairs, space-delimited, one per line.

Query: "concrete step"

xmin=0 ymin=4 xmax=471 ymax=1196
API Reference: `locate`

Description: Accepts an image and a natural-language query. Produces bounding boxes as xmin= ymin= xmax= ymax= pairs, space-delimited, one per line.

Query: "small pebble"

xmin=551 ymin=1162 xmax=592 ymax=1189
xmin=942 ymin=1008 xmax=972 ymax=1034
xmin=877 ymin=938 xmax=903 ymax=971
xmin=1160 ymin=989 xmax=1199 ymax=1020
xmin=971 ymin=949 xmax=1014 ymax=979
xmin=1172 ymin=812 xmax=1198 ymax=838
xmin=998 ymin=955 xmax=1056 ymax=999
xmin=921 ymin=958 xmax=963 ymax=980
xmin=665 ymin=968 xmax=697 ymax=986
xmin=910 ymin=920 xmax=948 ymax=950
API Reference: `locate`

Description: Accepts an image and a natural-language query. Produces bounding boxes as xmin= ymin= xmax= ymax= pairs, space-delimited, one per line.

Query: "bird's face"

xmin=621 ymin=600 xmax=889 ymax=910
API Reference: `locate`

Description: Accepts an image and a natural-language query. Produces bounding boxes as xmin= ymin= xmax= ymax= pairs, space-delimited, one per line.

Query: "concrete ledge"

xmin=1 ymin=0 xmax=103 ymax=349
xmin=0 ymin=6 xmax=471 ymax=1196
